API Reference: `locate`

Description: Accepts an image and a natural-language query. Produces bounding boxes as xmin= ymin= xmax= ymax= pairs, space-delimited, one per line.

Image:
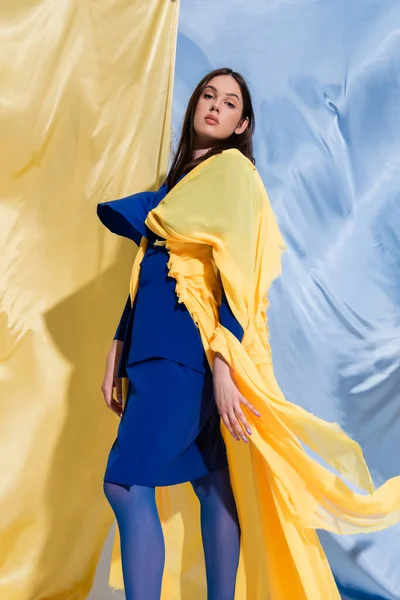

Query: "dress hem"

xmin=103 ymin=456 xmax=229 ymax=488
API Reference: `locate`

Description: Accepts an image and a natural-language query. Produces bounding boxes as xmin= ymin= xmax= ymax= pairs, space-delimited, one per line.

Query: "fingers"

xmin=101 ymin=380 xmax=113 ymax=408
xmin=221 ymin=413 xmax=240 ymax=442
xmin=115 ymin=377 xmax=123 ymax=404
xmin=110 ymin=398 xmax=123 ymax=418
xmin=235 ymin=408 xmax=252 ymax=438
xmin=213 ymin=372 xmax=262 ymax=443
xmin=111 ymin=379 xmax=123 ymax=418
xmin=228 ymin=411 xmax=249 ymax=443
xmin=101 ymin=379 xmax=123 ymax=418
xmin=240 ymin=397 xmax=261 ymax=418
xmin=221 ymin=409 xmax=249 ymax=443
xmin=221 ymin=399 xmax=261 ymax=443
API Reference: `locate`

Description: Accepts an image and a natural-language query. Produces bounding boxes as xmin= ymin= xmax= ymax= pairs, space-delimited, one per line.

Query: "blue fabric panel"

xmin=173 ymin=1 xmax=400 ymax=598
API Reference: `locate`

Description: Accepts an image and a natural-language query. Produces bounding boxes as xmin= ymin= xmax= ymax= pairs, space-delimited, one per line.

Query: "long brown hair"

xmin=166 ymin=67 xmax=255 ymax=190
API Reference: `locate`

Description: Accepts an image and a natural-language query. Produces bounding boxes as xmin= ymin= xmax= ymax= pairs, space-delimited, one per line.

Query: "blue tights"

xmin=104 ymin=467 xmax=240 ymax=600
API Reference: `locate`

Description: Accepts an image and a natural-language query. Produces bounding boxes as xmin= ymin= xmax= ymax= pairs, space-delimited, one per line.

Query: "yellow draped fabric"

xmin=0 ymin=1 xmax=179 ymax=598
xmin=119 ymin=148 xmax=400 ymax=599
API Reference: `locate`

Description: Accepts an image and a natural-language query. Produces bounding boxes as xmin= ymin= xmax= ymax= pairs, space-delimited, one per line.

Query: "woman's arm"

xmin=113 ymin=295 xmax=131 ymax=341
xmin=101 ymin=295 xmax=131 ymax=417
xmin=101 ymin=339 xmax=124 ymax=417
xmin=97 ymin=188 xmax=167 ymax=245
xmin=214 ymin=286 xmax=260 ymax=443
xmin=218 ymin=287 xmax=243 ymax=342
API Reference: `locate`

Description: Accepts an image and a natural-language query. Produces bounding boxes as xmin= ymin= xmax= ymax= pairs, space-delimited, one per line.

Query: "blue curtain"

xmin=173 ymin=1 xmax=400 ymax=598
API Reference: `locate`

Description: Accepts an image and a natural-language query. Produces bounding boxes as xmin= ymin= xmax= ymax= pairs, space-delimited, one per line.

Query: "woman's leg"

xmin=191 ymin=466 xmax=241 ymax=600
xmin=103 ymin=481 xmax=165 ymax=600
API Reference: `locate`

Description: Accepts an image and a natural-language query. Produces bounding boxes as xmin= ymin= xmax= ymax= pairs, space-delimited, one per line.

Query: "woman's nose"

xmin=210 ymin=103 xmax=220 ymax=113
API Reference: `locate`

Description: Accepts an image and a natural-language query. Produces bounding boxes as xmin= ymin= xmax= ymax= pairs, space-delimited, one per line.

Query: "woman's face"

xmin=193 ymin=75 xmax=249 ymax=148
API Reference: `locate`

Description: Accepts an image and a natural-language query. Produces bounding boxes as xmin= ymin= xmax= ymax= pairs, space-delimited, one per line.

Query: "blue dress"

xmin=97 ymin=184 xmax=243 ymax=487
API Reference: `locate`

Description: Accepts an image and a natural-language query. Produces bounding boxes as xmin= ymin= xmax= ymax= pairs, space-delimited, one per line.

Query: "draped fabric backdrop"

xmin=0 ymin=1 xmax=178 ymax=598
xmin=2 ymin=1 xmax=400 ymax=599
xmin=172 ymin=1 xmax=400 ymax=599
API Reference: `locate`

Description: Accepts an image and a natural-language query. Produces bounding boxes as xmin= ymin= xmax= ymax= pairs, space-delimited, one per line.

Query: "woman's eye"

xmin=226 ymin=102 xmax=235 ymax=109
xmin=204 ymin=93 xmax=214 ymax=99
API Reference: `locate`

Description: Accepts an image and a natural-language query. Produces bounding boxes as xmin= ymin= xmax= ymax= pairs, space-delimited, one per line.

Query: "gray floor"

xmin=88 ymin=523 xmax=125 ymax=600
xmin=87 ymin=526 xmax=397 ymax=600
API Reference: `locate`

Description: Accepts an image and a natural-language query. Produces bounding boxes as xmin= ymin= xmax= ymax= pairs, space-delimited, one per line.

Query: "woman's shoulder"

xmin=214 ymin=149 xmax=263 ymax=198
xmin=216 ymin=148 xmax=257 ymax=172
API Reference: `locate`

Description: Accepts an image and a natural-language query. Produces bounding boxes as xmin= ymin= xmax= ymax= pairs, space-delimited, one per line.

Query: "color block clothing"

xmin=97 ymin=184 xmax=242 ymax=486
xmin=99 ymin=186 xmax=243 ymax=378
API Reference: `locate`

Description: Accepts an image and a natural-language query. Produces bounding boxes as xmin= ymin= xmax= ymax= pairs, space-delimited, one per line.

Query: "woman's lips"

xmin=205 ymin=115 xmax=219 ymax=125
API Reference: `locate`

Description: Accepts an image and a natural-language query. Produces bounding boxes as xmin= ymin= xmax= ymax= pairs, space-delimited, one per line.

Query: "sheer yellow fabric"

xmin=142 ymin=149 xmax=400 ymax=599
xmin=0 ymin=1 xmax=178 ymax=598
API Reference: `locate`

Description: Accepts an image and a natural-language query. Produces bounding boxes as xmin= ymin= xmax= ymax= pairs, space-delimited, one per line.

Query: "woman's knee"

xmin=191 ymin=467 xmax=235 ymax=504
xmin=104 ymin=480 xmax=131 ymax=511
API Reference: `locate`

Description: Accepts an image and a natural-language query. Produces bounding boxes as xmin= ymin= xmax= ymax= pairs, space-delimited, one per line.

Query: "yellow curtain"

xmin=0 ymin=1 xmax=179 ymax=598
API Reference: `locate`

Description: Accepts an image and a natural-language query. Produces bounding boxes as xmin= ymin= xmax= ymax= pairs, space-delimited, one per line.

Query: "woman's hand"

xmin=101 ymin=340 xmax=124 ymax=418
xmin=213 ymin=353 xmax=260 ymax=442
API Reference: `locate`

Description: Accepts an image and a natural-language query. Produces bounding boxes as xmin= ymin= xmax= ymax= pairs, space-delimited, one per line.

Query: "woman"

xmin=98 ymin=68 xmax=400 ymax=600
xmin=98 ymin=68 xmax=258 ymax=600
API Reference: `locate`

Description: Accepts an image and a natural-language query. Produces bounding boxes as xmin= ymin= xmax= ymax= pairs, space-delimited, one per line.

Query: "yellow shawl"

xmin=110 ymin=148 xmax=400 ymax=599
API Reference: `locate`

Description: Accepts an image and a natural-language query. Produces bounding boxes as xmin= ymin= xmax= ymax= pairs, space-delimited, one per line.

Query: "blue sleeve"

xmin=219 ymin=287 xmax=244 ymax=342
xmin=97 ymin=185 xmax=168 ymax=245
xmin=113 ymin=295 xmax=131 ymax=341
